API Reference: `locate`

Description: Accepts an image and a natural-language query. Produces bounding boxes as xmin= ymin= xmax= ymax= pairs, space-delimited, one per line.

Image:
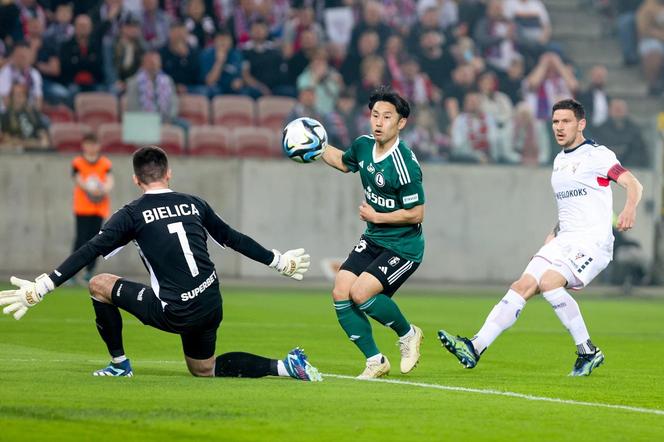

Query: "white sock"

xmin=399 ymin=325 xmax=415 ymax=341
xmin=367 ymin=353 xmax=384 ymax=364
xmin=542 ymin=287 xmax=591 ymax=347
xmin=473 ymin=290 xmax=526 ymax=354
xmin=111 ymin=355 xmax=127 ymax=364
xmin=276 ymin=360 xmax=289 ymax=377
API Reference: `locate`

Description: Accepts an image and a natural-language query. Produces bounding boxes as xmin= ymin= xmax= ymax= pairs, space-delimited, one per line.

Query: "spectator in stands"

xmin=408 ymin=6 xmax=445 ymax=59
xmin=15 ymin=0 xmax=47 ymax=42
xmin=111 ymin=15 xmax=146 ymax=94
xmin=474 ymin=0 xmax=520 ymax=73
xmin=383 ymin=0 xmax=419 ymax=36
xmin=356 ymin=55 xmax=388 ymax=105
xmin=403 ymin=104 xmax=451 ymax=162
xmin=392 ymin=56 xmax=438 ymax=105
xmin=524 ymin=52 xmax=578 ymax=121
xmin=287 ymin=28 xmax=319 ymax=85
xmin=258 ymin=0 xmax=291 ymax=39
xmin=126 ymin=51 xmax=182 ymax=127
xmin=636 ymin=0 xmax=664 ymax=95
xmin=71 ymin=132 xmax=114 ymax=283
xmin=325 ymin=89 xmax=364 ymax=148
xmin=200 ymin=29 xmax=244 ymax=97
xmin=504 ymin=0 xmax=555 ymax=66
xmin=228 ymin=0 xmax=263 ymax=46
xmin=415 ymin=0 xmax=458 ymax=31
xmin=384 ymin=34 xmax=406 ymax=81
xmin=500 ymin=54 xmax=526 ymax=104
xmin=0 ymin=83 xmax=48 ymax=150
xmin=348 ymin=1 xmax=392 ymax=53
xmin=241 ymin=19 xmax=291 ymax=97
xmin=140 ymin=0 xmax=171 ymax=50
xmin=60 ymin=14 xmax=105 ymax=95
xmin=444 ymin=64 xmax=477 ymax=120
xmin=91 ymin=0 xmax=136 ymax=88
xmin=577 ymin=64 xmax=611 ymax=128
xmin=183 ymin=0 xmax=217 ymax=48
xmin=593 ymin=98 xmax=650 ymax=168
xmin=507 ymin=101 xmax=551 ymax=165
xmin=0 ymin=42 xmax=42 ymax=112
xmin=42 ymin=2 xmax=74 ymax=50
xmin=282 ymin=6 xmax=325 ymax=60
xmin=341 ymin=30 xmax=380 ymax=88
xmin=160 ymin=21 xmax=205 ymax=95
xmin=285 ymin=85 xmax=323 ymax=123
xmin=296 ymin=48 xmax=342 ymax=115
xmin=417 ymin=30 xmax=457 ymax=92
xmin=478 ymin=70 xmax=513 ymax=158
xmin=449 ymin=36 xmax=486 ymax=72
xmin=457 ymin=0 xmax=487 ymax=33
xmin=616 ymin=0 xmax=644 ymax=66
xmin=450 ymin=92 xmax=498 ymax=163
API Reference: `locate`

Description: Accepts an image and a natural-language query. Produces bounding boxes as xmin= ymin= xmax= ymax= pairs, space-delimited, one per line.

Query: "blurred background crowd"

xmin=0 ymin=0 xmax=661 ymax=166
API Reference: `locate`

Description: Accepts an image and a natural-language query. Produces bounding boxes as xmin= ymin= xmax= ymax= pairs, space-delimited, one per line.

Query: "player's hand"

xmin=0 ymin=274 xmax=54 ymax=320
xmin=359 ymin=201 xmax=378 ymax=223
xmin=616 ymin=208 xmax=636 ymax=232
xmin=270 ymin=249 xmax=311 ymax=281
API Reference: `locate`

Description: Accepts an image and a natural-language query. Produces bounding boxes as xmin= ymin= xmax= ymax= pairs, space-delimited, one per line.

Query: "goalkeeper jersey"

xmin=342 ymin=135 xmax=425 ymax=262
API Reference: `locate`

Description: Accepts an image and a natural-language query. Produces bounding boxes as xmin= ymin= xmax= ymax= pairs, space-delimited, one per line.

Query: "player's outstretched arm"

xmin=321 ymin=144 xmax=350 ymax=173
xmin=359 ymin=202 xmax=424 ymax=225
xmin=0 ymin=274 xmax=54 ymax=320
xmin=616 ymin=171 xmax=643 ymax=232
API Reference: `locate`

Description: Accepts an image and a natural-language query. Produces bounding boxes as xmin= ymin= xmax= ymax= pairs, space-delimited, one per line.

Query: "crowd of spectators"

xmin=0 ymin=0 xmax=655 ymax=167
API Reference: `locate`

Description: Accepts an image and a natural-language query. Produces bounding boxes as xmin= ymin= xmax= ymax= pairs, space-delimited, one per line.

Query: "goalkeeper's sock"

xmin=542 ymin=287 xmax=592 ymax=349
xmin=334 ymin=300 xmax=380 ymax=358
xmin=359 ymin=295 xmax=411 ymax=337
xmin=214 ymin=352 xmax=278 ymax=378
xmin=472 ymin=290 xmax=526 ymax=354
xmin=92 ymin=298 xmax=125 ymax=358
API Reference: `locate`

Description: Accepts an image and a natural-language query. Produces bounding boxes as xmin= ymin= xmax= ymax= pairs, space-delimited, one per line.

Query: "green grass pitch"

xmin=1 ymin=286 xmax=663 ymax=441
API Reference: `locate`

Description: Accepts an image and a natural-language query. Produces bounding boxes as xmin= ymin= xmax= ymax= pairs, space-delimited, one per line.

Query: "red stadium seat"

xmin=188 ymin=126 xmax=235 ymax=156
xmin=212 ymin=95 xmax=255 ymax=127
xmin=75 ymin=92 xmax=119 ymax=131
xmin=178 ymin=94 xmax=210 ymax=126
xmin=97 ymin=123 xmax=137 ymax=154
xmin=160 ymin=124 xmax=186 ymax=154
xmin=256 ymin=96 xmax=296 ymax=132
xmin=42 ymin=104 xmax=74 ymax=123
xmin=234 ymin=126 xmax=280 ymax=158
xmin=49 ymin=122 xmax=92 ymax=152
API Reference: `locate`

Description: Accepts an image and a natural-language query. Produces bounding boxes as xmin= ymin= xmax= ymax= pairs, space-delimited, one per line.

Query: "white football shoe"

xmin=398 ymin=325 xmax=423 ymax=374
xmin=357 ymin=355 xmax=391 ymax=379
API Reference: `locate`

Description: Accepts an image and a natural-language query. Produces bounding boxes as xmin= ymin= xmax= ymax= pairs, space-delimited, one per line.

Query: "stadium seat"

xmin=42 ymin=104 xmax=74 ymax=123
xmin=160 ymin=125 xmax=186 ymax=154
xmin=178 ymin=94 xmax=210 ymax=126
xmin=97 ymin=123 xmax=137 ymax=154
xmin=256 ymin=96 xmax=296 ymax=132
xmin=188 ymin=126 xmax=235 ymax=156
xmin=49 ymin=122 xmax=91 ymax=152
xmin=212 ymin=95 xmax=255 ymax=127
xmin=74 ymin=92 xmax=119 ymax=131
xmin=234 ymin=126 xmax=281 ymax=158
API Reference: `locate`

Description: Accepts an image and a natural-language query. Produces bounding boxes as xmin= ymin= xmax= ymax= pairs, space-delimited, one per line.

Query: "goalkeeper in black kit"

xmin=0 ymin=146 xmax=322 ymax=381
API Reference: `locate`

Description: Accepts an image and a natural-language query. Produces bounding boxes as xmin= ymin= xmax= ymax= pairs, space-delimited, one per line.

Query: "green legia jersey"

xmin=342 ymin=135 xmax=425 ymax=262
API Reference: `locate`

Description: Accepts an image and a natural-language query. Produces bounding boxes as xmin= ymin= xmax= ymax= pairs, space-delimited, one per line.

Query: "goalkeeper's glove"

xmin=270 ymin=249 xmax=310 ymax=281
xmin=0 ymin=274 xmax=54 ymax=320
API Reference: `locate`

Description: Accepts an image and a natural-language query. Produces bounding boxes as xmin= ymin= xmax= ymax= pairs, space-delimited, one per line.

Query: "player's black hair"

xmin=552 ymin=99 xmax=585 ymax=121
xmin=82 ymin=132 xmax=97 ymax=143
xmin=133 ymin=146 xmax=169 ymax=184
xmin=368 ymin=85 xmax=410 ymax=119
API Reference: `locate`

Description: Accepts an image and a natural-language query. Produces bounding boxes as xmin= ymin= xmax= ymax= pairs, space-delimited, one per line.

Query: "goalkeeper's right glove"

xmin=270 ymin=248 xmax=311 ymax=281
xmin=0 ymin=274 xmax=54 ymax=320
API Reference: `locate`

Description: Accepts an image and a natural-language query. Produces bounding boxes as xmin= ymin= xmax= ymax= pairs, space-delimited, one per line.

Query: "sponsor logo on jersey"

xmin=403 ymin=194 xmax=419 ymax=204
xmin=180 ymin=271 xmax=217 ymax=302
xmin=367 ymin=163 xmax=375 ymax=174
xmin=379 ymin=266 xmax=388 ymax=274
xmin=142 ymin=203 xmax=201 ymax=224
xmin=555 ymin=188 xmax=588 ymax=200
xmin=365 ymin=186 xmax=395 ymax=209
xmin=388 ymin=256 xmax=400 ymax=266
xmin=375 ymin=172 xmax=385 ymax=187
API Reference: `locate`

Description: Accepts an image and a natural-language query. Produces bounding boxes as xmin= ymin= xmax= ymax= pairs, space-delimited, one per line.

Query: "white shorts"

xmin=523 ymin=236 xmax=612 ymax=289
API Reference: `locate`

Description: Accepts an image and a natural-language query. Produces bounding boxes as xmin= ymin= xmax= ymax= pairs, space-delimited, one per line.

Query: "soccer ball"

xmin=282 ymin=117 xmax=328 ymax=163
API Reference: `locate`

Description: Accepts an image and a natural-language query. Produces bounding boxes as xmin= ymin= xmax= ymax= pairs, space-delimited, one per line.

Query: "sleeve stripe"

xmin=391 ymin=149 xmax=411 ymax=185
xmin=391 ymin=154 xmax=406 ymax=186
xmin=607 ymin=163 xmax=627 ymax=182
xmin=395 ymin=149 xmax=411 ymax=183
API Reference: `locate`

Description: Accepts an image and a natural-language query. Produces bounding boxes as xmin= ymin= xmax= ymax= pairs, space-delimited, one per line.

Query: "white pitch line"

xmin=324 ymin=374 xmax=664 ymax=417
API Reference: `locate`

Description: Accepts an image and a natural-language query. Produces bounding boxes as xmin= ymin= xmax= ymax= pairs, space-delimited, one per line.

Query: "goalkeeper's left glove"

xmin=270 ymin=248 xmax=310 ymax=281
xmin=0 ymin=274 xmax=54 ymax=320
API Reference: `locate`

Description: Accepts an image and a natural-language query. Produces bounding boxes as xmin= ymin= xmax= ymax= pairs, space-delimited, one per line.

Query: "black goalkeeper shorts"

xmin=111 ymin=278 xmax=222 ymax=359
xmin=339 ymin=235 xmax=420 ymax=296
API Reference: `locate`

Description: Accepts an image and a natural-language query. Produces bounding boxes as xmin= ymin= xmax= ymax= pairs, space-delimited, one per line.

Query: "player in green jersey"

xmin=321 ymin=86 xmax=425 ymax=379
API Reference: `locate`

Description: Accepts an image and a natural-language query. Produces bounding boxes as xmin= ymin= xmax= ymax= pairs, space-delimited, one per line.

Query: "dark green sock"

xmin=334 ymin=300 xmax=380 ymax=358
xmin=359 ymin=294 xmax=411 ymax=337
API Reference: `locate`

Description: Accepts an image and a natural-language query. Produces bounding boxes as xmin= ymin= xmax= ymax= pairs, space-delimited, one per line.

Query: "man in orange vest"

xmin=72 ymin=133 xmax=114 ymax=282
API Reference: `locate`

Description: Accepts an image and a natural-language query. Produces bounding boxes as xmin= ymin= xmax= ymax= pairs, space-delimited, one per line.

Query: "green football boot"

xmin=569 ymin=349 xmax=604 ymax=376
xmin=437 ymin=329 xmax=480 ymax=369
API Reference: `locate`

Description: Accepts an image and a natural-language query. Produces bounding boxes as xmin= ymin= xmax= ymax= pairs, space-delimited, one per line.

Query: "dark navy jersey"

xmin=49 ymin=189 xmax=274 ymax=320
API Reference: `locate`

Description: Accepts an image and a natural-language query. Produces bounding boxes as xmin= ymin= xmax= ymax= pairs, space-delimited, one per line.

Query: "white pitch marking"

xmin=324 ymin=374 xmax=664 ymax=417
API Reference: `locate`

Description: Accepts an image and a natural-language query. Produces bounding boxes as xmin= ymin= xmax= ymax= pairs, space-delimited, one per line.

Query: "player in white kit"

xmin=438 ymin=99 xmax=644 ymax=376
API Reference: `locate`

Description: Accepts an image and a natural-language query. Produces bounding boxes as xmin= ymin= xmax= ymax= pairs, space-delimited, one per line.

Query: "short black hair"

xmin=368 ymin=85 xmax=410 ymax=119
xmin=82 ymin=132 xmax=97 ymax=143
xmin=552 ymin=98 xmax=585 ymax=121
xmin=133 ymin=146 xmax=168 ymax=184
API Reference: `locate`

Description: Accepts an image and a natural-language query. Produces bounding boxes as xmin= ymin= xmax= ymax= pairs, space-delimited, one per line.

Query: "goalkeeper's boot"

xmin=398 ymin=325 xmax=423 ymax=374
xmin=569 ymin=349 xmax=604 ymax=376
xmin=437 ymin=329 xmax=480 ymax=369
xmin=283 ymin=347 xmax=323 ymax=381
xmin=357 ymin=355 xmax=390 ymax=379
xmin=93 ymin=359 xmax=133 ymax=377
